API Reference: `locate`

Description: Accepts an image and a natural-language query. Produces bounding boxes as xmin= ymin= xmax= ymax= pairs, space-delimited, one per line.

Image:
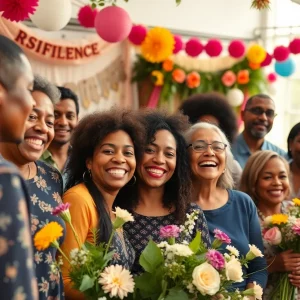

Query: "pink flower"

xmin=221 ymin=71 xmax=236 ymax=87
xmin=263 ymin=227 xmax=282 ymax=245
xmin=52 ymin=203 xmax=71 ymax=224
xmin=206 ymin=249 xmax=225 ymax=270
xmin=292 ymin=219 xmax=300 ymax=236
xmin=159 ymin=225 xmax=181 ymax=238
xmin=213 ymin=229 xmax=231 ymax=244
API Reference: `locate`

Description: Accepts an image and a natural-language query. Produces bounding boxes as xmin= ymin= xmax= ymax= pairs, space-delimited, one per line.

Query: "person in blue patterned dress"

xmin=0 ymin=75 xmax=66 ymax=300
xmin=115 ymin=110 xmax=211 ymax=275
xmin=0 ymin=35 xmax=38 ymax=300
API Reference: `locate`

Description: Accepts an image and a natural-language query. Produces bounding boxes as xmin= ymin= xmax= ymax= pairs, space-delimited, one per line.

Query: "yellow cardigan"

xmin=60 ymin=183 xmax=98 ymax=300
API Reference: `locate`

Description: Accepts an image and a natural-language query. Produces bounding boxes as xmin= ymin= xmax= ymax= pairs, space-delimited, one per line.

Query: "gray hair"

xmin=184 ymin=122 xmax=234 ymax=189
xmin=33 ymin=74 xmax=60 ymax=104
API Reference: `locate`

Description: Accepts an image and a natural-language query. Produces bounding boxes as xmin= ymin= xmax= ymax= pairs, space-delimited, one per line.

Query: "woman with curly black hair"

xmin=179 ymin=92 xmax=242 ymax=187
xmin=60 ymin=108 xmax=145 ymax=299
xmin=115 ymin=109 xmax=210 ymax=274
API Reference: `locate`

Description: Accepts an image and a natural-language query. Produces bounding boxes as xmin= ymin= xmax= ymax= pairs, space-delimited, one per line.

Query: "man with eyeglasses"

xmin=232 ymin=94 xmax=287 ymax=168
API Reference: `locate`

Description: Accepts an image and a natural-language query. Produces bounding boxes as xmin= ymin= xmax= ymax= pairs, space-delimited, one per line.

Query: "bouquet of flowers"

xmin=262 ymin=198 xmax=300 ymax=299
xmin=33 ymin=203 xmax=135 ymax=300
xmin=134 ymin=211 xmax=264 ymax=300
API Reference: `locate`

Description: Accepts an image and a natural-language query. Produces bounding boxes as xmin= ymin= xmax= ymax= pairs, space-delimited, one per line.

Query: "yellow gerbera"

xmin=293 ymin=198 xmax=300 ymax=206
xmin=151 ymin=70 xmax=164 ymax=86
xmin=271 ymin=214 xmax=288 ymax=225
xmin=141 ymin=27 xmax=174 ymax=63
xmin=34 ymin=222 xmax=63 ymax=251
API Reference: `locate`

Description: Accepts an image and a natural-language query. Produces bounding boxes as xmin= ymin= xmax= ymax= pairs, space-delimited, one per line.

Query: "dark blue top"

xmin=28 ymin=160 xmax=66 ymax=300
xmin=124 ymin=203 xmax=211 ymax=274
xmin=0 ymin=156 xmax=38 ymax=300
xmin=203 ymin=189 xmax=268 ymax=290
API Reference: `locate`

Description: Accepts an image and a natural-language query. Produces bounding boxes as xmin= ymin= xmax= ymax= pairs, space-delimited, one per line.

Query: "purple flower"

xmin=52 ymin=203 xmax=70 ymax=216
xmin=159 ymin=225 xmax=181 ymax=238
xmin=213 ymin=229 xmax=231 ymax=244
xmin=206 ymin=249 xmax=225 ymax=270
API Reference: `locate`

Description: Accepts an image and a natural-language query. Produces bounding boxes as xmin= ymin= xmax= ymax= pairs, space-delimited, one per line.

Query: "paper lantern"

xmin=95 ymin=6 xmax=132 ymax=43
xmin=78 ymin=5 xmax=98 ymax=28
xmin=275 ymin=58 xmax=296 ymax=77
xmin=30 ymin=0 xmax=72 ymax=31
xmin=173 ymin=35 xmax=184 ymax=54
xmin=185 ymin=38 xmax=203 ymax=57
xmin=128 ymin=24 xmax=147 ymax=45
xmin=268 ymin=84 xmax=277 ymax=96
xmin=289 ymin=38 xmax=300 ymax=54
xmin=227 ymin=88 xmax=244 ymax=107
xmin=273 ymin=46 xmax=290 ymax=62
xmin=228 ymin=40 xmax=246 ymax=58
xmin=205 ymin=39 xmax=223 ymax=57
xmin=260 ymin=52 xmax=272 ymax=67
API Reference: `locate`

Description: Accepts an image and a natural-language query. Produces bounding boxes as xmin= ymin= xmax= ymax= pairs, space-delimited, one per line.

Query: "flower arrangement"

xmin=34 ymin=203 xmax=135 ymax=300
xmin=251 ymin=0 xmax=271 ymax=10
xmin=261 ymin=199 xmax=300 ymax=299
xmin=134 ymin=211 xmax=264 ymax=300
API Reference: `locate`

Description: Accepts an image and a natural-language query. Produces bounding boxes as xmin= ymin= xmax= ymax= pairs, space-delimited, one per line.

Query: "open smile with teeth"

xmin=268 ymin=190 xmax=283 ymax=196
xmin=25 ymin=138 xmax=44 ymax=148
xmin=146 ymin=168 xmax=165 ymax=175
xmin=199 ymin=161 xmax=217 ymax=167
xmin=107 ymin=169 xmax=127 ymax=178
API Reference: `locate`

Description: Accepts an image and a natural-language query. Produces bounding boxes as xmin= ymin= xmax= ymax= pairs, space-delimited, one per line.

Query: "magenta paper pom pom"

xmin=128 ymin=24 xmax=147 ymax=45
xmin=173 ymin=35 xmax=184 ymax=54
xmin=228 ymin=40 xmax=246 ymax=58
xmin=205 ymin=39 xmax=223 ymax=57
xmin=78 ymin=5 xmax=98 ymax=28
xmin=289 ymin=38 xmax=300 ymax=54
xmin=273 ymin=46 xmax=290 ymax=62
xmin=185 ymin=38 xmax=203 ymax=57
xmin=267 ymin=72 xmax=277 ymax=83
xmin=95 ymin=6 xmax=132 ymax=43
xmin=0 ymin=0 xmax=38 ymax=22
xmin=260 ymin=52 xmax=273 ymax=67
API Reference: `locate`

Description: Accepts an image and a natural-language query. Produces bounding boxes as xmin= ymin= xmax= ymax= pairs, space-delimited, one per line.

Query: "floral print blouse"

xmin=28 ymin=160 xmax=66 ymax=300
xmin=0 ymin=156 xmax=38 ymax=300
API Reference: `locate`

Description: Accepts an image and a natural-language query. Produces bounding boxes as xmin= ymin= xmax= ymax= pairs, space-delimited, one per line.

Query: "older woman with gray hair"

xmin=184 ymin=122 xmax=267 ymax=294
xmin=0 ymin=75 xmax=66 ymax=300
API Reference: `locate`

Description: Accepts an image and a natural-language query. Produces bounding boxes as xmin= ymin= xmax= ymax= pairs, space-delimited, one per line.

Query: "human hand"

xmin=289 ymin=270 xmax=300 ymax=288
xmin=273 ymin=250 xmax=300 ymax=273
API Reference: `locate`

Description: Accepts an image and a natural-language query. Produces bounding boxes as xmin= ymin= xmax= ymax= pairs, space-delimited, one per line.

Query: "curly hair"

xmin=287 ymin=122 xmax=300 ymax=159
xmin=65 ymin=108 xmax=145 ymax=243
xmin=57 ymin=86 xmax=80 ymax=116
xmin=115 ymin=109 xmax=192 ymax=224
xmin=33 ymin=74 xmax=60 ymax=104
xmin=179 ymin=92 xmax=238 ymax=144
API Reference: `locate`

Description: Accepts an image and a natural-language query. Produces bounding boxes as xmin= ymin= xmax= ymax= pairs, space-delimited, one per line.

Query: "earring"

xmin=222 ymin=169 xmax=226 ymax=174
xmin=83 ymin=169 xmax=92 ymax=182
xmin=127 ymin=175 xmax=136 ymax=186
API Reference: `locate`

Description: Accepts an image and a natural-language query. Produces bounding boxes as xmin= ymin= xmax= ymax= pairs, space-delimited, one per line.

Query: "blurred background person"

xmin=179 ymin=92 xmax=242 ymax=187
xmin=0 ymin=35 xmax=38 ymax=300
xmin=240 ymin=150 xmax=300 ymax=298
xmin=0 ymin=75 xmax=65 ymax=300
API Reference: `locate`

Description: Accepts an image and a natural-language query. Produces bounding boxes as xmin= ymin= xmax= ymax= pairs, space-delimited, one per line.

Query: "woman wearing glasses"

xmin=184 ymin=122 xmax=268 ymax=294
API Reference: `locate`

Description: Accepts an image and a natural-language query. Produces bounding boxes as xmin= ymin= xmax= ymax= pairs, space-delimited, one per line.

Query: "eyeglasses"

xmin=188 ymin=140 xmax=227 ymax=153
xmin=245 ymin=107 xmax=277 ymax=119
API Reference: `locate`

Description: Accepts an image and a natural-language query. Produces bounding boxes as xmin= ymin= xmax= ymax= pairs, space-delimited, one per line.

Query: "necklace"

xmin=27 ymin=163 xmax=31 ymax=180
xmin=257 ymin=208 xmax=266 ymax=221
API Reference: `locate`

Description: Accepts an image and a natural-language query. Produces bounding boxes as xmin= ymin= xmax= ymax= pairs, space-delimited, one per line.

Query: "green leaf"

xmin=79 ymin=275 xmax=95 ymax=292
xmin=189 ymin=231 xmax=201 ymax=253
xmin=176 ymin=0 xmax=181 ymax=5
xmin=165 ymin=287 xmax=189 ymax=300
xmin=135 ymin=272 xmax=162 ymax=298
xmin=91 ymin=3 xmax=97 ymax=8
xmin=139 ymin=240 xmax=163 ymax=273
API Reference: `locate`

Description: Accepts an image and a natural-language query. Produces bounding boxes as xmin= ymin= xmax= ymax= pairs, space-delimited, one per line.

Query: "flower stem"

xmin=70 ymin=223 xmax=81 ymax=249
xmin=105 ymin=229 xmax=115 ymax=257
xmin=56 ymin=246 xmax=71 ymax=264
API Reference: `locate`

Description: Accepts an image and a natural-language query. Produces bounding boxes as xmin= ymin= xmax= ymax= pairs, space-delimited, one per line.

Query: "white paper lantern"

xmin=226 ymin=88 xmax=244 ymax=107
xmin=268 ymin=84 xmax=277 ymax=96
xmin=30 ymin=0 xmax=72 ymax=31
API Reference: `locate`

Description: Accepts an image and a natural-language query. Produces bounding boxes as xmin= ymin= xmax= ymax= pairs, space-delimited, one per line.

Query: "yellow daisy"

xmin=34 ymin=222 xmax=63 ymax=251
xmin=141 ymin=27 xmax=174 ymax=63
xmin=271 ymin=214 xmax=288 ymax=225
xmin=293 ymin=198 xmax=300 ymax=206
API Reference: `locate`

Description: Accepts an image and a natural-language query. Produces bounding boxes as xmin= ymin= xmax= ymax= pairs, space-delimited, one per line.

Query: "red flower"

xmin=0 ymin=0 xmax=38 ymax=22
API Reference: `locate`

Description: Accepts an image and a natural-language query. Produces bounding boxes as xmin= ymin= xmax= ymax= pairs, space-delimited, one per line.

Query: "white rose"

xmin=253 ymin=281 xmax=263 ymax=300
xmin=225 ymin=257 xmax=244 ymax=282
xmin=114 ymin=207 xmax=134 ymax=222
xmin=192 ymin=262 xmax=220 ymax=296
xmin=263 ymin=216 xmax=273 ymax=226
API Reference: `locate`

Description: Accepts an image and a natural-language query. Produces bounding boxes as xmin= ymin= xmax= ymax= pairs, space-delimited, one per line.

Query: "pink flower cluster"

xmin=206 ymin=249 xmax=225 ymax=270
xmin=213 ymin=229 xmax=231 ymax=244
xmin=159 ymin=225 xmax=181 ymax=239
xmin=292 ymin=219 xmax=300 ymax=236
xmin=52 ymin=203 xmax=70 ymax=216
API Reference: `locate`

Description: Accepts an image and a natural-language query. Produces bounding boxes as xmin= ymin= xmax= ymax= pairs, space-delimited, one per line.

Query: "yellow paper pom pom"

xmin=247 ymin=44 xmax=267 ymax=64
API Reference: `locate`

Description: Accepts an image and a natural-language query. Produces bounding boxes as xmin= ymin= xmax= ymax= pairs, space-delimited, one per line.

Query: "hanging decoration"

xmin=30 ymin=0 xmax=72 ymax=31
xmin=251 ymin=0 xmax=271 ymax=10
xmin=128 ymin=24 xmax=147 ymax=45
xmin=78 ymin=5 xmax=98 ymax=28
xmin=274 ymin=58 xmax=296 ymax=77
xmin=0 ymin=0 xmax=38 ymax=22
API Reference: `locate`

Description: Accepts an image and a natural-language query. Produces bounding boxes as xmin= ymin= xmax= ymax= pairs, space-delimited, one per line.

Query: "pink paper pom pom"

xmin=78 ymin=5 xmax=98 ymax=28
xmin=185 ymin=38 xmax=203 ymax=57
xmin=173 ymin=35 xmax=184 ymax=54
xmin=228 ymin=40 xmax=246 ymax=58
xmin=128 ymin=24 xmax=147 ymax=45
xmin=267 ymin=72 xmax=277 ymax=83
xmin=273 ymin=46 xmax=290 ymax=62
xmin=0 ymin=0 xmax=38 ymax=22
xmin=289 ymin=38 xmax=300 ymax=54
xmin=95 ymin=6 xmax=132 ymax=43
xmin=260 ymin=52 xmax=273 ymax=67
xmin=205 ymin=39 xmax=223 ymax=57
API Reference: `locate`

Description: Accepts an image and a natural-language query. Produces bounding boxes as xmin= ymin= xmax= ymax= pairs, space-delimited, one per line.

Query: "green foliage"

xmin=139 ymin=240 xmax=164 ymax=273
